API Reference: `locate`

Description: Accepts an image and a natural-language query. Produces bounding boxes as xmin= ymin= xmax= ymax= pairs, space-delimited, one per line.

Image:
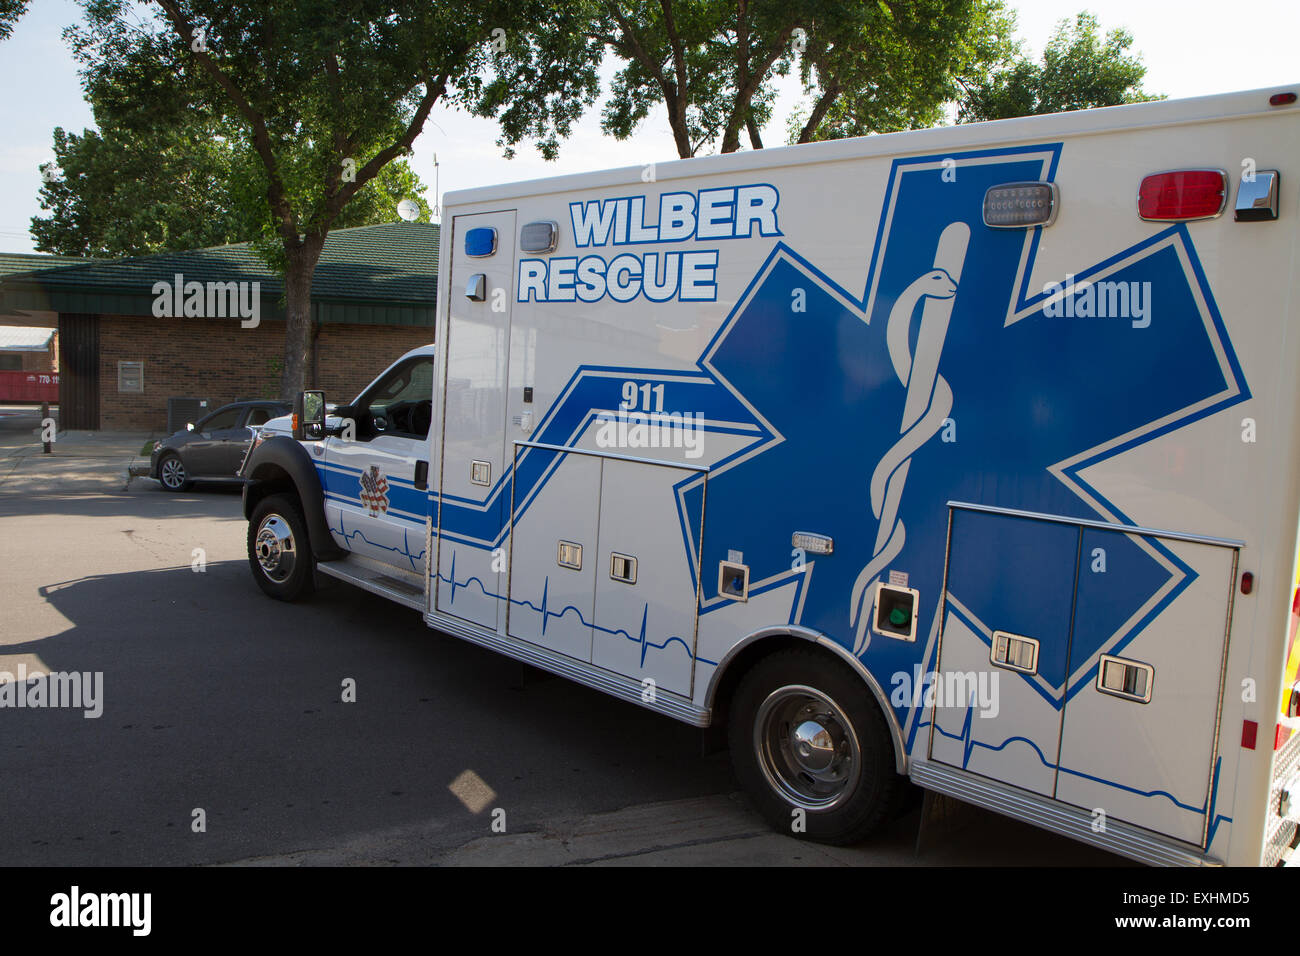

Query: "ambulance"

xmin=241 ymin=84 xmax=1300 ymax=866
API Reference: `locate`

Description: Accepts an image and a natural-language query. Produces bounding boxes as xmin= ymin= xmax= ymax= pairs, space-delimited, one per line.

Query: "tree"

xmin=790 ymin=0 xmax=1016 ymax=142
xmin=69 ymin=0 xmax=599 ymax=398
xmin=32 ymin=121 xmax=430 ymax=259
xmin=596 ymin=0 xmax=805 ymax=158
xmin=0 ymin=0 xmax=28 ymax=42
xmin=593 ymin=1 xmax=1016 ymax=157
xmin=957 ymin=12 xmax=1161 ymax=123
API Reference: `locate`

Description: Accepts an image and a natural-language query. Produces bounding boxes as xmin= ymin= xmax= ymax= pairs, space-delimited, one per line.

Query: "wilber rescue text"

xmin=517 ymin=184 xmax=781 ymax=304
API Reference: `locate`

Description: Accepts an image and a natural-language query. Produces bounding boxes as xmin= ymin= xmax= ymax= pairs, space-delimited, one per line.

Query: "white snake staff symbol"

xmin=849 ymin=221 xmax=971 ymax=655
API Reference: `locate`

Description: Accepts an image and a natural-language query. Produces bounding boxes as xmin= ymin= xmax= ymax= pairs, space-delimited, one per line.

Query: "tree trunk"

xmin=798 ymin=83 xmax=841 ymax=144
xmin=666 ymin=99 xmax=693 ymax=158
xmin=279 ymin=240 xmax=325 ymax=401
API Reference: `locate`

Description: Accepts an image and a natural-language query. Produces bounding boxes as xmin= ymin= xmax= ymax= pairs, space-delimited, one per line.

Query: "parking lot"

xmin=0 ymin=408 xmax=1123 ymax=866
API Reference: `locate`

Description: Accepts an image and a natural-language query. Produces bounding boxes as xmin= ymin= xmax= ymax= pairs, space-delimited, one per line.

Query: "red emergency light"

xmin=1138 ymin=169 xmax=1227 ymax=222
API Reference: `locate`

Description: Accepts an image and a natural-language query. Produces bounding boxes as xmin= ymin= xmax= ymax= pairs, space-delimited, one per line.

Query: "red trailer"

xmin=0 ymin=370 xmax=59 ymax=404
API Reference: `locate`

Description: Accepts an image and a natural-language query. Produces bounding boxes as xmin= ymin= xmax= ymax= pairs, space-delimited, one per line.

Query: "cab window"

xmin=358 ymin=357 xmax=434 ymax=439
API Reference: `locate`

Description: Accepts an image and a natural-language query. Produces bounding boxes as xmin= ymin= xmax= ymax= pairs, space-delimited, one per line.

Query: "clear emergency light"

xmin=520 ymin=221 xmax=559 ymax=254
xmin=983 ymin=182 xmax=1058 ymax=228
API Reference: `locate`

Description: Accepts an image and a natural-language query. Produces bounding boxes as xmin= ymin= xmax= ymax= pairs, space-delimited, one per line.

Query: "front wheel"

xmin=157 ymin=453 xmax=191 ymax=491
xmin=247 ymin=494 xmax=315 ymax=601
xmin=728 ymin=647 xmax=904 ymax=845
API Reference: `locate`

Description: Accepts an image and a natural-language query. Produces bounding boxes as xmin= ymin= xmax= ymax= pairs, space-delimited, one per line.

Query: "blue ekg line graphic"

xmin=329 ymin=516 xmax=425 ymax=573
xmin=921 ymin=708 xmax=1233 ymax=825
xmin=438 ymin=555 xmax=713 ymax=667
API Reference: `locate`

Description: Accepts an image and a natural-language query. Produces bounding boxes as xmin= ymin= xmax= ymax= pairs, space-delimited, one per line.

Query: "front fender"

xmin=241 ymin=435 xmax=341 ymax=560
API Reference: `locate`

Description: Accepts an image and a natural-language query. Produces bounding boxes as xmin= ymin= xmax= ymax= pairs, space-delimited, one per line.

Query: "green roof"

xmin=0 ymin=252 xmax=85 ymax=278
xmin=0 ymin=222 xmax=439 ymax=326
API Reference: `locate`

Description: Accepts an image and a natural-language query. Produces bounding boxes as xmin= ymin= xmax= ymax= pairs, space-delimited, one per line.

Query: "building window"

xmin=117 ymin=361 xmax=144 ymax=393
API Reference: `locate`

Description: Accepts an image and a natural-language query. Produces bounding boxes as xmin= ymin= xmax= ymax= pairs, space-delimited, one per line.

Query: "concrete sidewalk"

xmin=0 ymin=427 xmax=158 ymax=495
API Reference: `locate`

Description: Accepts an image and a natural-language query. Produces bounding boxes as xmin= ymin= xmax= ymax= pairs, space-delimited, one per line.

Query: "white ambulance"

xmin=242 ymin=84 xmax=1300 ymax=866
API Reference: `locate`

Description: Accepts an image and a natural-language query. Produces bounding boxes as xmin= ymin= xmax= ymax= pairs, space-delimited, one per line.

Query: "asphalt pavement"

xmin=0 ymin=408 xmax=1124 ymax=866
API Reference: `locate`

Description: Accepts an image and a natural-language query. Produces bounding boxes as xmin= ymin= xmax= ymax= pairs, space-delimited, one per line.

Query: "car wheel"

xmin=728 ymin=647 xmax=905 ymax=845
xmin=247 ymin=493 xmax=315 ymax=601
xmin=157 ymin=453 xmax=192 ymax=491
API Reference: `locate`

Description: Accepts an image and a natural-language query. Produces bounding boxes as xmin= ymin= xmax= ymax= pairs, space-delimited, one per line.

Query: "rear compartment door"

xmin=1054 ymin=530 xmax=1237 ymax=846
xmin=931 ymin=505 xmax=1238 ymax=846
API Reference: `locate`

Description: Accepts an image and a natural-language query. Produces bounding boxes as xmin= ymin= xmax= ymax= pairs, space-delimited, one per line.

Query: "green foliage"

xmin=789 ymin=0 xmax=1015 ymax=143
xmin=957 ymin=12 xmax=1161 ymax=123
xmin=32 ymin=118 xmax=429 ymax=258
xmin=59 ymin=0 xmax=594 ymax=395
xmin=0 ymin=0 xmax=28 ymax=42
xmin=596 ymin=0 xmax=802 ymax=157
xmin=34 ymin=123 xmax=258 ymax=257
xmin=593 ymin=1 xmax=1019 ymax=155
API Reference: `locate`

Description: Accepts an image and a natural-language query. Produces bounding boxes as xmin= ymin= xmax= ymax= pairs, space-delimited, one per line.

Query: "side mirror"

xmin=185 ymin=422 xmax=195 ymax=431
xmin=294 ymin=389 xmax=326 ymax=440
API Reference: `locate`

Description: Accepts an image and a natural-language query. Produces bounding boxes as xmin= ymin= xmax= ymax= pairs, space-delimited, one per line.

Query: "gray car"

xmin=150 ymin=400 xmax=290 ymax=491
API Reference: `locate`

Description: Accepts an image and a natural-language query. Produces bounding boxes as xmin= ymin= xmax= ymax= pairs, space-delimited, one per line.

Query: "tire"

xmin=728 ymin=647 xmax=904 ymax=845
xmin=247 ymin=493 xmax=315 ymax=601
xmin=157 ymin=453 xmax=192 ymax=491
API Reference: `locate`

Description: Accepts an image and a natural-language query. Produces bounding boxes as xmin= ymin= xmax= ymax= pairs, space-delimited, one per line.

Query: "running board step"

xmin=909 ymin=760 xmax=1220 ymax=867
xmin=316 ymin=560 xmax=424 ymax=611
xmin=426 ymin=610 xmax=712 ymax=728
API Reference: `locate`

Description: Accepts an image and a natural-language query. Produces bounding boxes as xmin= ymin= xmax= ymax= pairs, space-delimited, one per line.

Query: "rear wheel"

xmin=728 ymin=647 xmax=904 ymax=845
xmin=157 ymin=453 xmax=191 ymax=491
xmin=247 ymin=494 xmax=315 ymax=601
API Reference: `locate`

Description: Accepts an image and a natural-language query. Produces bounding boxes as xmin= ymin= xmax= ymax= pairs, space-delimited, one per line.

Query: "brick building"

xmin=0 ymin=223 xmax=437 ymax=429
xmin=0 ymin=252 xmax=81 ymax=376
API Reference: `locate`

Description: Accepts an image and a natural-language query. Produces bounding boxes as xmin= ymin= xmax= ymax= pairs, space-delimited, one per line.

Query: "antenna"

xmin=432 ymin=152 xmax=440 ymax=223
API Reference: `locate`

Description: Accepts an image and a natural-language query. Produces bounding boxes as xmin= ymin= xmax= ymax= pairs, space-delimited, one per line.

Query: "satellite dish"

xmin=397 ymin=198 xmax=420 ymax=222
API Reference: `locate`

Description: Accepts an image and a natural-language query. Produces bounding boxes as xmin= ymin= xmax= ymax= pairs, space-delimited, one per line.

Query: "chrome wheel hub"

xmin=255 ymin=514 xmax=296 ymax=583
xmin=754 ymin=685 xmax=861 ymax=811
xmin=160 ymin=458 xmax=185 ymax=488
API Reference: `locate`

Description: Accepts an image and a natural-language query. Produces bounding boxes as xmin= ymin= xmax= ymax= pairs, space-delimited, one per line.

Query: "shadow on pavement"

xmin=1 ymin=560 xmax=734 ymax=866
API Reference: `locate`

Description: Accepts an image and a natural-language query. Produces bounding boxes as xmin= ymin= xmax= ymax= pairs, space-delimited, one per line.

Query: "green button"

xmin=889 ymin=607 xmax=908 ymax=627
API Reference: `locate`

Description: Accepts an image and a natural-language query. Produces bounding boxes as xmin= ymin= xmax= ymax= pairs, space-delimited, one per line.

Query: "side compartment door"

xmin=1055 ymin=530 xmax=1236 ymax=846
xmin=506 ymin=446 xmax=600 ymax=660
xmin=435 ymin=211 xmax=517 ymax=629
xmin=930 ymin=509 xmax=1079 ymax=796
xmin=591 ymin=458 xmax=704 ymax=698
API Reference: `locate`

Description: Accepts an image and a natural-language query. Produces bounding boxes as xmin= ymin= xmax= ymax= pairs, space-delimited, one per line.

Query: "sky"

xmin=0 ymin=0 xmax=1297 ymax=254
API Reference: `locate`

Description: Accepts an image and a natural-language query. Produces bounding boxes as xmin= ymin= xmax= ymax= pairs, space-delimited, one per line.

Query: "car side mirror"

xmin=186 ymin=422 xmax=195 ymax=431
xmin=294 ymin=390 xmax=326 ymax=440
